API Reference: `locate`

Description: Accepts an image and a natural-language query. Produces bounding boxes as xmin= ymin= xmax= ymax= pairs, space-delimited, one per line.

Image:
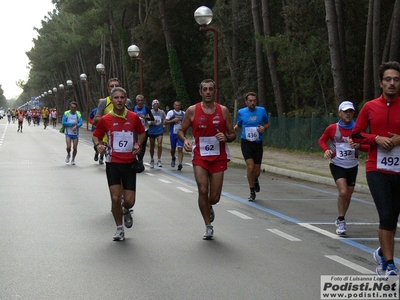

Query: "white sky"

xmin=1 ymin=0 xmax=55 ymax=99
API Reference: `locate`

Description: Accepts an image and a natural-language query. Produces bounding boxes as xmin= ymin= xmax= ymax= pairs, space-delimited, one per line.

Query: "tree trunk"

xmin=389 ymin=0 xmax=400 ymax=60
xmin=251 ymin=0 xmax=267 ymax=108
xmin=335 ymin=0 xmax=348 ymax=86
xmin=261 ymin=0 xmax=285 ymax=116
xmin=363 ymin=0 xmax=374 ymax=102
xmin=382 ymin=10 xmax=392 ymax=63
xmin=324 ymin=0 xmax=347 ymax=107
xmin=372 ymin=0 xmax=381 ymax=96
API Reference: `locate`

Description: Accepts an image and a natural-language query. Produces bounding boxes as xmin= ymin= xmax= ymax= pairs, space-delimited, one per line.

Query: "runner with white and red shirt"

xmin=50 ymin=109 xmax=58 ymax=128
xmin=92 ymin=87 xmax=145 ymax=241
xmin=319 ymin=101 xmax=369 ymax=235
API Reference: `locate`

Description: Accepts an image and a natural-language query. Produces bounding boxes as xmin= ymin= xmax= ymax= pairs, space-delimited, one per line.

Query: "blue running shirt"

xmin=236 ymin=106 xmax=269 ymax=143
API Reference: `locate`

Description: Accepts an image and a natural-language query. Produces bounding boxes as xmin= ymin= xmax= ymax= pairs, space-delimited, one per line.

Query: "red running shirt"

xmin=191 ymin=102 xmax=230 ymax=162
xmin=352 ymin=95 xmax=400 ymax=173
xmin=93 ymin=111 xmax=145 ymax=163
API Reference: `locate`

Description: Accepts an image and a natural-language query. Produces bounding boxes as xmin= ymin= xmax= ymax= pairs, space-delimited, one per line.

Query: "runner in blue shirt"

xmin=164 ymin=101 xmax=185 ymax=170
xmin=234 ymin=92 xmax=269 ymax=201
xmin=133 ymin=94 xmax=154 ymax=163
xmin=148 ymin=99 xmax=166 ymax=168
xmin=89 ymin=99 xmax=104 ymax=164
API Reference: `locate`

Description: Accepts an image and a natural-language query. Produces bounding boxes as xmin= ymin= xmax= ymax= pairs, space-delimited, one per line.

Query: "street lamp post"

xmin=127 ymin=45 xmax=144 ymax=95
xmin=96 ymin=63 xmax=107 ymax=98
xmin=59 ymin=84 xmax=65 ymax=123
xmin=66 ymin=80 xmax=76 ymax=110
xmin=48 ymin=90 xmax=53 ymax=108
xmin=43 ymin=91 xmax=48 ymax=107
xmin=80 ymin=73 xmax=90 ymax=130
xmin=194 ymin=6 xmax=219 ymax=102
xmin=52 ymin=87 xmax=58 ymax=110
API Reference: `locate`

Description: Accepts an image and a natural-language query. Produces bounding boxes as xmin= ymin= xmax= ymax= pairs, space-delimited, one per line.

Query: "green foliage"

xmin=0 ymin=85 xmax=6 ymax=107
xmin=20 ymin=0 xmax=396 ymax=121
xmin=168 ymin=47 xmax=190 ymax=108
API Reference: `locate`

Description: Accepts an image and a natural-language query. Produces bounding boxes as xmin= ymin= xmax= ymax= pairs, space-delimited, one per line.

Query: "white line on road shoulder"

xmin=307 ymin=222 xmax=379 ymax=226
xmin=227 ymin=210 xmax=252 ymax=219
xmin=159 ymin=179 xmax=171 ymax=183
xmin=267 ymin=229 xmax=301 ymax=241
xmin=176 ymin=187 xmax=193 ymax=193
xmin=325 ymin=255 xmax=375 ymax=274
xmin=298 ymin=223 xmax=341 ymax=239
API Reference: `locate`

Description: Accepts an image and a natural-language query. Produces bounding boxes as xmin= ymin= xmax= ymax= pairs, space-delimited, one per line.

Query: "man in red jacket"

xmin=319 ymin=101 xmax=368 ymax=235
xmin=352 ymin=61 xmax=400 ymax=277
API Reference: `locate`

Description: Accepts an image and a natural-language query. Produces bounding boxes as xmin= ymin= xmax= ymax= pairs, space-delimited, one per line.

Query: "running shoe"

xmin=171 ymin=156 xmax=176 ymax=168
xmin=94 ymin=153 xmax=99 ymax=161
xmin=335 ymin=219 xmax=346 ymax=235
xmin=248 ymin=190 xmax=256 ymax=201
xmin=373 ymin=247 xmax=387 ymax=275
xmin=177 ymin=163 xmax=183 ymax=171
xmin=385 ymin=264 xmax=398 ymax=277
xmin=99 ymin=158 xmax=104 ymax=165
xmin=254 ymin=179 xmax=260 ymax=193
xmin=203 ymin=225 xmax=214 ymax=240
xmin=71 ymin=159 xmax=76 ymax=165
xmin=65 ymin=154 xmax=71 ymax=163
xmin=210 ymin=206 xmax=215 ymax=223
xmin=157 ymin=160 xmax=162 ymax=167
xmin=113 ymin=228 xmax=125 ymax=241
xmin=150 ymin=159 xmax=154 ymax=168
xmin=123 ymin=207 xmax=133 ymax=228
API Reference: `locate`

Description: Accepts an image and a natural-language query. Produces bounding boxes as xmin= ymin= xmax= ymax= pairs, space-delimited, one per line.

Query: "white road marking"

xmin=176 ymin=187 xmax=193 ymax=193
xmin=298 ymin=223 xmax=341 ymax=239
xmin=325 ymin=255 xmax=375 ymax=274
xmin=159 ymin=179 xmax=171 ymax=184
xmin=307 ymin=222 xmax=379 ymax=226
xmin=145 ymin=173 xmax=155 ymax=177
xmin=267 ymin=229 xmax=301 ymax=241
xmin=227 ymin=210 xmax=252 ymax=219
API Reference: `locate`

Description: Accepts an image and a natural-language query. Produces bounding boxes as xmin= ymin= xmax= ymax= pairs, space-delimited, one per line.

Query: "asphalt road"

xmin=0 ymin=119 xmax=398 ymax=300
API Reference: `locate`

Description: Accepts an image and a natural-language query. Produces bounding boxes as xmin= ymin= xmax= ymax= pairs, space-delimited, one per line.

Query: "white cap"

xmin=152 ymin=99 xmax=159 ymax=106
xmin=338 ymin=101 xmax=355 ymax=111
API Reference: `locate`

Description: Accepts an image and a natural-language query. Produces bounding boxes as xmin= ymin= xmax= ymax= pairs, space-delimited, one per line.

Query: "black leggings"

xmin=137 ymin=131 xmax=149 ymax=162
xmin=367 ymin=171 xmax=400 ymax=230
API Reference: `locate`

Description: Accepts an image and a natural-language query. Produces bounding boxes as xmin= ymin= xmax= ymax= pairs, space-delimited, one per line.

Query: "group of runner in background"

xmin=5 ymin=107 xmax=58 ymax=131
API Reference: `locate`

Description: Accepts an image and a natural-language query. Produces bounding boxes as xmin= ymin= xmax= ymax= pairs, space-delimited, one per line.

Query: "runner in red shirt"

xmin=319 ymin=101 xmax=369 ymax=235
xmin=93 ymin=87 xmax=145 ymax=241
xmin=352 ymin=61 xmax=400 ymax=276
xmin=178 ymin=79 xmax=236 ymax=240
xmin=17 ymin=109 xmax=24 ymax=133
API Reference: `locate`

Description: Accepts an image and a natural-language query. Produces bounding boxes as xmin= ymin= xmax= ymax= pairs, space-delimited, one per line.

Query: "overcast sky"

xmin=1 ymin=0 xmax=55 ymax=99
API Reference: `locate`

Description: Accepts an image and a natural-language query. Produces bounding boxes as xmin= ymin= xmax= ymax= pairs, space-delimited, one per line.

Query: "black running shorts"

xmin=106 ymin=162 xmax=137 ymax=191
xmin=240 ymin=139 xmax=263 ymax=164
